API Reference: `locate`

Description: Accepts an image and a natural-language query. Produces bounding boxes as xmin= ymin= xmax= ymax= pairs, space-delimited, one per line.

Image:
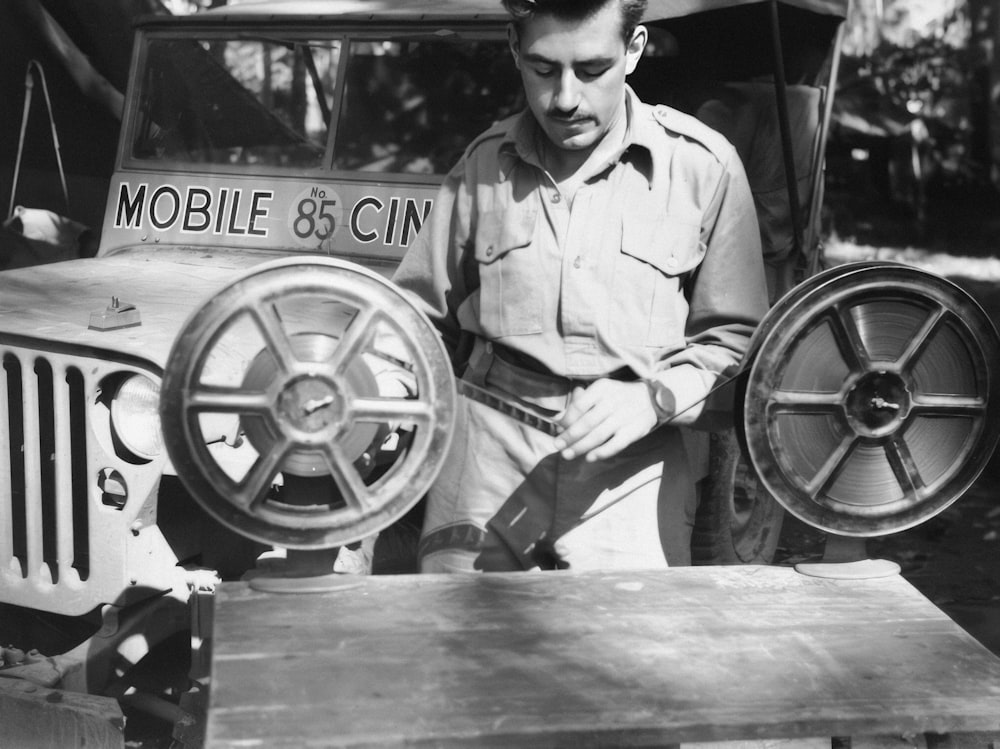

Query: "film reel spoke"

xmin=897 ymin=304 xmax=949 ymax=373
xmin=911 ymin=392 xmax=987 ymax=416
xmin=186 ymin=384 xmax=273 ymax=415
xmin=317 ymin=440 xmax=371 ymax=513
xmin=351 ymin=395 xmax=434 ymax=426
xmin=768 ymin=389 xmax=843 ymax=410
xmin=803 ymin=434 xmax=857 ymax=498
xmin=325 ymin=304 xmax=379 ymax=380
xmin=235 ymin=437 xmax=293 ymax=513
xmin=884 ymin=434 xmax=925 ymax=498
xmin=248 ymin=301 xmax=300 ymax=376
xmin=826 ymin=303 xmax=871 ymax=373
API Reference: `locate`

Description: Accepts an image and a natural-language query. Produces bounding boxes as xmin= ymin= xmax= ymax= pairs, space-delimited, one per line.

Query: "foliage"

xmin=835 ymin=5 xmax=986 ymax=194
xmin=857 ymin=11 xmax=972 ymax=131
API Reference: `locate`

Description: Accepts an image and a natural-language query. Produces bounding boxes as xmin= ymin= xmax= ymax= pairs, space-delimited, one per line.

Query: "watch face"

xmin=649 ymin=381 xmax=675 ymax=419
xmin=656 ymin=389 xmax=674 ymax=415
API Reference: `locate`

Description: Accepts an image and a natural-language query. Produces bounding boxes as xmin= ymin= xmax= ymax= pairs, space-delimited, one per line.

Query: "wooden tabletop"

xmin=206 ymin=566 xmax=1000 ymax=748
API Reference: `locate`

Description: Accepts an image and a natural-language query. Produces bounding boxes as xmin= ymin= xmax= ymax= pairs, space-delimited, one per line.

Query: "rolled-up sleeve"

xmin=652 ymin=146 xmax=769 ymax=427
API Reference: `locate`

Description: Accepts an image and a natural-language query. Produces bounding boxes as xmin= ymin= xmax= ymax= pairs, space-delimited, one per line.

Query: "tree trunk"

xmin=11 ymin=0 xmax=125 ymax=121
xmin=967 ymin=0 xmax=1000 ymax=186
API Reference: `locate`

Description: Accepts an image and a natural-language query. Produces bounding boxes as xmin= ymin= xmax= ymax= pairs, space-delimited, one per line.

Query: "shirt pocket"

xmin=610 ymin=213 xmax=705 ymax=348
xmin=473 ymin=209 xmax=543 ymax=337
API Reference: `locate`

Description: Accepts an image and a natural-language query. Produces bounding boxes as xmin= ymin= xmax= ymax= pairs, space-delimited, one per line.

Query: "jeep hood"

xmin=0 ymin=247 xmax=397 ymax=370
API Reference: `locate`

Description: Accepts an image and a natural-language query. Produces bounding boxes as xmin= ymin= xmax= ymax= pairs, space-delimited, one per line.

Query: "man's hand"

xmin=553 ymin=379 xmax=659 ymax=462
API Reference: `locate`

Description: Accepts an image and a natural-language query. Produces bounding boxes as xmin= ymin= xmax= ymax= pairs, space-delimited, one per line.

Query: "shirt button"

xmin=666 ymin=256 xmax=678 ymax=268
xmin=551 ymin=192 xmax=561 ymax=203
xmin=486 ymin=246 xmax=494 ymax=257
xmin=573 ymin=256 xmax=582 ymax=269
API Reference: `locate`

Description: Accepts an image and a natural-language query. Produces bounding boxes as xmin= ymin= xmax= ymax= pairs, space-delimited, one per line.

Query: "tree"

xmin=837 ymin=1 xmax=989 ymax=194
xmin=11 ymin=0 xmax=126 ymax=120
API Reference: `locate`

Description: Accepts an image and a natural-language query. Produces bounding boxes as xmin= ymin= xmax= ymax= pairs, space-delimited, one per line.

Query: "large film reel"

xmin=742 ymin=261 xmax=1000 ymax=537
xmin=160 ymin=257 xmax=455 ymax=549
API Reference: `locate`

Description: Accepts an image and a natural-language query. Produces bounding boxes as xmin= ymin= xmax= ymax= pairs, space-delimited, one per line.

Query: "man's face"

xmin=509 ymin=3 xmax=646 ymax=154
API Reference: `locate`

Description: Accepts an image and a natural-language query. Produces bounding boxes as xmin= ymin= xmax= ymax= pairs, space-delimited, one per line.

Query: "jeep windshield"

xmin=128 ymin=29 xmax=523 ymax=176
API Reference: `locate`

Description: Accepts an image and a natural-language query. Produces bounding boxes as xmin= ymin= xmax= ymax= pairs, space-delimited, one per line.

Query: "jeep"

xmin=0 ymin=0 xmax=847 ymax=744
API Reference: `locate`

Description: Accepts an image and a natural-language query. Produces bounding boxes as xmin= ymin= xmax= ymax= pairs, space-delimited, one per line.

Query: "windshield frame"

xmin=119 ymin=21 xmax=513 ymax=185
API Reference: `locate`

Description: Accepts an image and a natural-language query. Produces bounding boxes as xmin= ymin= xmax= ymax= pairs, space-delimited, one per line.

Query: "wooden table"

xmin=205 ymin=566 xmax=1000 ymax=748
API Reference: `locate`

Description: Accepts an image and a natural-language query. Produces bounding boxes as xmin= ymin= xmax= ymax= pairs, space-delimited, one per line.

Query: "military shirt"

xmin=392 ymin=87 xmax=769 ymax=426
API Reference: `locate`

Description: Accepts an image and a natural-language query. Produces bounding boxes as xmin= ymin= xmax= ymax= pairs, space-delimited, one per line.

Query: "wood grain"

xmin=206 ymin=566 xmax=1000 ymax=748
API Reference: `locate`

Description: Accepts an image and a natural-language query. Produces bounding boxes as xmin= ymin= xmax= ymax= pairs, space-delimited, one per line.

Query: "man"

xmin=392 ymin=0 xmax=768 ymax=573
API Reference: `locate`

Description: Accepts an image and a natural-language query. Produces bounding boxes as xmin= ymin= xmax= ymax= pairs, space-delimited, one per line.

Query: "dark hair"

xmin=501 ymin=0 xmax=648 ymax=45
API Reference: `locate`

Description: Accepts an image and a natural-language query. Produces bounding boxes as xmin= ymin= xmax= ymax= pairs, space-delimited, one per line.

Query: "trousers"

xmin=417 ymin=343 xmax=698 ymax=573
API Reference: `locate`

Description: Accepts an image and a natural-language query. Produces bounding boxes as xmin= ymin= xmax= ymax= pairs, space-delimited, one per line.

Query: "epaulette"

xmin=651 ymin=104 xmax=732 ymax=163
xmin=463 ymin=114 xmax=518 ymax=157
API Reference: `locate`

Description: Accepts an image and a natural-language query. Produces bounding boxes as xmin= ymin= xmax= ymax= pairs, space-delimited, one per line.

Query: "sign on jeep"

xmin=103 ymin=10 xmax=523 ymax=259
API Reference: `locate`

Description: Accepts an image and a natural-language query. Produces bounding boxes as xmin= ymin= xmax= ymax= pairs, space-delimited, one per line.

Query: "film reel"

xmin=160 ymin=257 xmax=455 ymax=549
xmin=693 ymin=262 xmax=910 ymax=565
xmin=742 ymin=261 xmax=1000 ymax=537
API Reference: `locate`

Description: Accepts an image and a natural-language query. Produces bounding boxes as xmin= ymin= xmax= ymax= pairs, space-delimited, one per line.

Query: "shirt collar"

xmin=497 ymin=86 xmax=654 ymax=186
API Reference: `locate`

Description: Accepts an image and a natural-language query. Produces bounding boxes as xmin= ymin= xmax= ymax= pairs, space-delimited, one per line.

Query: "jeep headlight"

xmin=110 ymin=374 xmax=164 ymax=460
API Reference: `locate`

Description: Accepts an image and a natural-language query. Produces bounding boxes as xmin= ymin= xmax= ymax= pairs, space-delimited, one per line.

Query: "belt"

xmin=490 ymin=342 xmax=635 ymax=384
xmin=468 ymin=341 xmax=636 ymax=414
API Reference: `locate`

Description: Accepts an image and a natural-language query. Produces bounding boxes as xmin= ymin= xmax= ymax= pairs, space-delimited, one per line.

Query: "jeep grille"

xmin=0 ymin=345 xmax=177 ymax=616
xmin=1 ymin=352 xmax=90 ymax=585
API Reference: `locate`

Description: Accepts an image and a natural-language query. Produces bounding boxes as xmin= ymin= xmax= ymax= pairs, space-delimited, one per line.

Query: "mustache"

xmin=547 ymin=111 xmax=590 ymax=123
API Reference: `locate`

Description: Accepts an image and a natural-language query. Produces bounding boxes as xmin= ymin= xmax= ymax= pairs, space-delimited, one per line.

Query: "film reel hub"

xmin=843 ymin=370 xmax=911 ymax=436
xmin=241 ymin=332 xmax=381 ymax=475
xmin=277 ymin=375 xmax=346 ymax=433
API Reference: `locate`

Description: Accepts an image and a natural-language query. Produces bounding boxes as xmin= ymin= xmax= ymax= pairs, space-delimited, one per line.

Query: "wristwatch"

xmin=644 ymin=379 xmax=676 ymax=424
